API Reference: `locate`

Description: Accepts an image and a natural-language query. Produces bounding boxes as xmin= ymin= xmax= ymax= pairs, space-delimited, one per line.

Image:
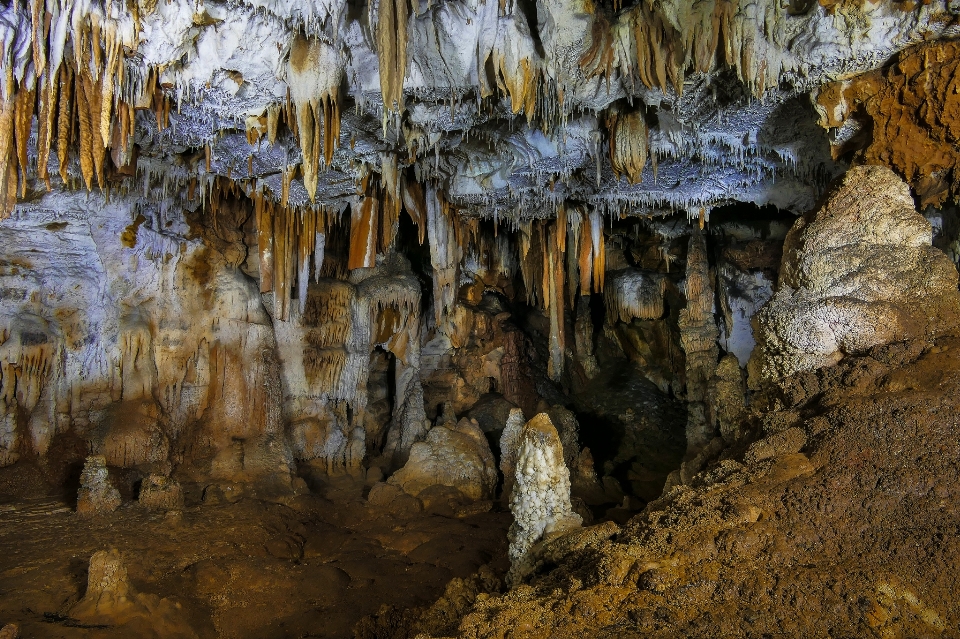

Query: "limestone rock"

xmin=751 ymin=166 xmax=960 ymax=384
xmin=815 ymin=41 xmax=960 ymax=207
xmin=498 ymin=408 xmax=526 ymax=504
xmin=466 ymin=394 xmax=518 ymax=435
xmin=713 ymin=354 xmax=747 ymax=443
xmin=507 ymin=413 xmax=582 ymax=586
xmin=76 ymin=456 xmax=121 ymax=517
xmin=388 ymin=417 xmax=498 ymax=502
xmin=138 ymin=475 xmax=184 ymax=510
xmin=366 ymin=481 xmax=424 ymax=516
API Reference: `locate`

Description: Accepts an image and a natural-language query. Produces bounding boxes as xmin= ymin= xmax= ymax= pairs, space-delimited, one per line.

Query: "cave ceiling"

xmin=2 ymin=0 xmax=959 ymax=227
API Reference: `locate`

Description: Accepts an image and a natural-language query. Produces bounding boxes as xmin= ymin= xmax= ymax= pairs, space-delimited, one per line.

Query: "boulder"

xmin=751 ymin=166 xmax=960 ymax=384
xmin=388 ymin=417 xmax=498 ymax=502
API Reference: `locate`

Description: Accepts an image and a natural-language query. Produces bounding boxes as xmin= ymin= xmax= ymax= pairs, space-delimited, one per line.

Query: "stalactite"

xmin=57 ymin=64 xmax=73 ymax=184
xmin=608 ymin=106 xmax=648 ymax=185
xmin=13 ymin=86 xmax=34 ymax=197
xmin=0 ymin=89 xmax=16 ymax=219
xmin=76 ymin=70 xmax=96 ymax=190
xmin=379 ymin=153 xmax=401 ymax=252
xmin=255 ymin=192 xmax=275 ymax=294
xmin=585 ymin=0 xmax=785 ymax=99
xmin=36 ymin=67 xmax=59 ymax=187
xmin=400 ymin=174 xmax=426 ymax=244
xmin=348 ymin=190 xmax=379 ymax=270
xmin=287 ymin=34 xmax=343 ymax=202
xmin=544 ymin=218 xmax=566 ymax=382
xmin=566 ymin=207 xmax=582 ymax=306
xmin=604 ymin=270 xmax=666 ymax=324
xmin=375 ymin=0 xmax=409 ymax=127
xmin=579 ymin=12 xmax=615 ymax=84
xmin=495 ymin=57 xmax=540 ymax=123
xmin=518 ymin=221 xmax=542 ymax=308
xmin=426 ymin=183 xmax=459 ymax=328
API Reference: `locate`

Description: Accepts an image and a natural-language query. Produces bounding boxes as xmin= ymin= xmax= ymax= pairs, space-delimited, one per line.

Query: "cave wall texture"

xmin=1 ymin=0 xmax=960 ymax=492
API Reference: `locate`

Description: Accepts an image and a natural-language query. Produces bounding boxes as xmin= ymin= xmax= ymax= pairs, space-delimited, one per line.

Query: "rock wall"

xmin=0 ymin=193 xmax=291 ymax=489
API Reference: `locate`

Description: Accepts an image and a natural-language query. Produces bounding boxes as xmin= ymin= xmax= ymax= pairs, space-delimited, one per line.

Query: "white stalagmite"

xmin=498 ymin=407 xmax=525 ymax=505
xmin=507 ymin=412 xmax=582 ymax=587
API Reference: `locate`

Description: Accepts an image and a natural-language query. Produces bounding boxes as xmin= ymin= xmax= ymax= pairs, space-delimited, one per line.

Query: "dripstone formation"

xmin=1 ymin=0 xmax=960 ymax=637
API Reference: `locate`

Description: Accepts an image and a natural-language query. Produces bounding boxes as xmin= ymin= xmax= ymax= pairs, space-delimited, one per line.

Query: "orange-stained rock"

xmin=815 ymin=40 xmax=960 ymax=207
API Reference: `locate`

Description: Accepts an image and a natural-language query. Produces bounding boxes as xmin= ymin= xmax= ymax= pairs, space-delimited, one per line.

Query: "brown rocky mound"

xmin=351 ymin=154 xmax=960 ymax=639
xmin=382 ymin=332 xmax=960 ymax=638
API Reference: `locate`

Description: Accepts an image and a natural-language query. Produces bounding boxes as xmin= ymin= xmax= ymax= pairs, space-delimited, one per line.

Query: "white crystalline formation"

xmin=507 ymin=413 xmax=582 ymax=586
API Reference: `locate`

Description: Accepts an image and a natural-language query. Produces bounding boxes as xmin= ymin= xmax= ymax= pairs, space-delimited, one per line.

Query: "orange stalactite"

xmin=349 ymin=191 xmax=380 ymax=270
xmin=57 ymin=64 xmax=74 ymax=185
xmin=13 ymin=86 xmax=35 ymax=198
xmin=400 ymin=175 xmax=427 ymax=245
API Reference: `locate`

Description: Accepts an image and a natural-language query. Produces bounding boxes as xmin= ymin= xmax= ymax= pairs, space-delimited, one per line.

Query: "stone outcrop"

xmin=751 ymin=165 xmax=960 ymax=384
xmin=138 ymin=475 xmax=184 ymax=510
xmin=387 ymin=417 xmax=498 ymax=504
xmin=815 ymin=40 xmax=960 ymax=207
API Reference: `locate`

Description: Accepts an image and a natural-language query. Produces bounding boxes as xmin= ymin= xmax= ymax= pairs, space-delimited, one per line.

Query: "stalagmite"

xmin=498 ymin=407 xmax=526 ymax=505
xmin=678 ymin=227 xmax=720 ymax=458
xmin=507 ymin=413 xmax=582 ymax=587
xmin=77 ymin=456 xmax=122 ymax=516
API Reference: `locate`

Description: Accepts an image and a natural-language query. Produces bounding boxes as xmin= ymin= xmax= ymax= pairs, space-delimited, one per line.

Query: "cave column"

xmin=678 ymin=227 xmax=719 ymax=458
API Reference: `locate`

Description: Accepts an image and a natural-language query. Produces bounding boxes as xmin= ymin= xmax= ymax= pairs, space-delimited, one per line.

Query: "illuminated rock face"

xmin=751 ymin=165 xmax=960 ymax=384
xmin=0 ymin=193 xmax=287 ymax=486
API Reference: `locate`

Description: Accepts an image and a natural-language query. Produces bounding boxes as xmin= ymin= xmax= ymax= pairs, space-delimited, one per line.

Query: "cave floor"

xmin=0 ymin=478 xmax=511 ymax=638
